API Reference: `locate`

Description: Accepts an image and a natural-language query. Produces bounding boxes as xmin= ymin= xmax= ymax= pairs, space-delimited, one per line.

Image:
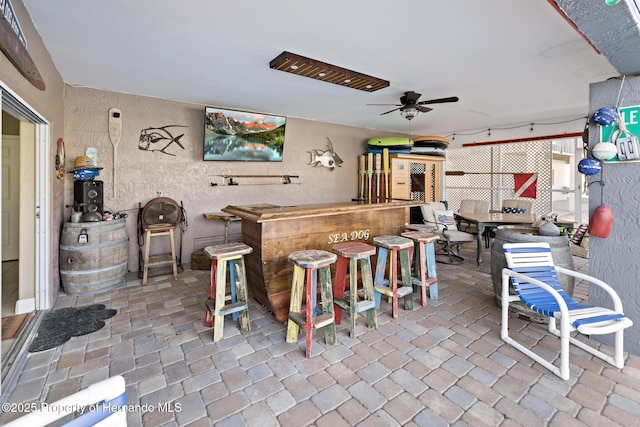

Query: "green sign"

xmin=598 ymin=105 xmax=640 ymax=163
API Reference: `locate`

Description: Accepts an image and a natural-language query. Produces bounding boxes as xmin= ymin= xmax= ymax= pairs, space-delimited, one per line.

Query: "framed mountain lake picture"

xmin=204 ymin=107 xmax=287 ymax=161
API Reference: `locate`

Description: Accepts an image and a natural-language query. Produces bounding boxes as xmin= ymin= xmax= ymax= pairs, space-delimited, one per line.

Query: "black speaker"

xmin=74 ymin=180 xmax=104 ymax=214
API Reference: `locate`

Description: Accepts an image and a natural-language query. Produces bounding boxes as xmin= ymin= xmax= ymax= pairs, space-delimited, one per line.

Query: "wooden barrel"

xmin=59 ymin=218 xmax=129 ymax=296
xmin=490 ymin=225 xmax=574 ymax=323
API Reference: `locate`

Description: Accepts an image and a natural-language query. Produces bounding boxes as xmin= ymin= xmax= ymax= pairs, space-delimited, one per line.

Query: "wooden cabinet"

xmin=389 ymin=154 xmax=443 ymax=202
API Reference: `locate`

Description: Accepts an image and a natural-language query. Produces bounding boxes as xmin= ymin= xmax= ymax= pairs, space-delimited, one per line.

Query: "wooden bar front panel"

xmin=223 ymin=202 xmax=414 ymax=322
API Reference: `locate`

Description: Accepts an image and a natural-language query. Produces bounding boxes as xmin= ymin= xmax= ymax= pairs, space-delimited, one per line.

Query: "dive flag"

xmin=513 ymin=173 xmax=537 ymax=198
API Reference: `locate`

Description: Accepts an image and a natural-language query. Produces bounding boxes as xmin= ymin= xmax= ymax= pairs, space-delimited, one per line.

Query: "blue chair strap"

xmin=572 ymin=313 xmax=626 ymax=329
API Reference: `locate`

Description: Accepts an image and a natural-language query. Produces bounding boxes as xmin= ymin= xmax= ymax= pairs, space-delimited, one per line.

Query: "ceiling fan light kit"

xmin=368 ymin=91 xmax=459 ymax=121
xmin=400 ymin=107 xmax=419 ymax=120
xmin=269 ymin=51 xmax=389 ymax=92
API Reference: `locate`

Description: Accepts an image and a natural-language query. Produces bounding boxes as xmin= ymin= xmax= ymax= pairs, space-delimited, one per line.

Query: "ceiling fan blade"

xmin=416 ymin=106 xmax=433 ymax=113
xmin=417 ymin=96 xmax=459 ymax=105
xmin=380 ymin=107 xmax=402 ymax=115
xmin=366 ymin=103 xmax=403 ymax=106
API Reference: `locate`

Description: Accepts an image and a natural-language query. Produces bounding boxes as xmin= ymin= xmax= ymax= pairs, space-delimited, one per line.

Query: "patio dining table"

xmin=454 ymin=212 xmax=575 ymax=265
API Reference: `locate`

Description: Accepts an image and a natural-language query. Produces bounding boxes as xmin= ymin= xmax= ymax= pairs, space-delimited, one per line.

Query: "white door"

xmin=2 ymin=135 xmax=20 ymax=261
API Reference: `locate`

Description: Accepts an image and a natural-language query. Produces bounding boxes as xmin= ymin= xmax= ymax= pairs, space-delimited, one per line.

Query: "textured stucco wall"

xmin=63 ymin=86 xmax=406 ymax=272
xmin=1 ymin=0 xmax=66 ymax=306
xmin=588 ymin=76 xmax=640 ymax=355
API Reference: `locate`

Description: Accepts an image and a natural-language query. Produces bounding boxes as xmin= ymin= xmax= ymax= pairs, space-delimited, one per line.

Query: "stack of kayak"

xmin=366 ymin=137 xmax=413 ymax=154
xmin=366 ymin=135 xmax=449 ymax=157
xmin=411 ymin=135 xmax=449 ymax=157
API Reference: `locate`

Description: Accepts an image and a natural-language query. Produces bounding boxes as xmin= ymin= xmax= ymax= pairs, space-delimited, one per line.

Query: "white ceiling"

xmin=22 ymin=0 xmax=619 ymax=138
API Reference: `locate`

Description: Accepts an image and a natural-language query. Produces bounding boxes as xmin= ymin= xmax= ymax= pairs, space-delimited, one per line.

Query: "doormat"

xmin=29 ymin=304 xmax=117 ymax=353
xmin=1 ymin=313 xmax=32 ymax=340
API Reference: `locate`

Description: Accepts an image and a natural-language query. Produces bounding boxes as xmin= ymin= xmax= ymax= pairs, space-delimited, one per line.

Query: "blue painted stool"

xmin=286 ymin=250 xmax=337 ymax=358
xmin=401 ymin=231 xmax=439 ymax=306
xmin=372 ymin=235 xmax=414 ymax=319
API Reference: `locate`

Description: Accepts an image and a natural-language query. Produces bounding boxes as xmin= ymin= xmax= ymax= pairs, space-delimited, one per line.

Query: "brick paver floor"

xmin=1 ymin=245 xmax=638 ymax=426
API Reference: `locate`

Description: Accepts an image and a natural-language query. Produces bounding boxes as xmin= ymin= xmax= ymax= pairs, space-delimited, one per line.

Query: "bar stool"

xmin=142 ymin=223 xmax=178 ymax=286
xmin=401 ymin=231 xmax=439 ymax=306
xmin=373 ymin=235 xmax=414 ymax=319
xmin=286 ymin=250 xmax=337 ymax=358
xmin=332 ymin=242 xmax=378 ymax=338
xmin=204 ymin=242 xmax=253 ymax=342
xmin=139 ymin=197 xmax=182 ymax=286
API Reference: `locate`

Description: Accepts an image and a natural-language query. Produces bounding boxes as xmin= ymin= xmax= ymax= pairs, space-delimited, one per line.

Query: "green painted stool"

xmin=286 ymin=250 xmax=337 ymax=358
xmin=204 ymin=242 xmax=252 ymax=342
xmin=332 ymin=242 xmax=378 ymax=338
xmin=373 ymin=235 xmax=414 ymax=319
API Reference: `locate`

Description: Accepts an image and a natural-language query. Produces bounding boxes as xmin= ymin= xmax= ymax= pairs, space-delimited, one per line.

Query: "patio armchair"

xmin=420 ymin=202 xmax=474 ymax=264
xmin=500 ymin=198 xmax=533 ymax=214
xmin=485 ymin=198 xmax=534 ymax=247
xmin=4 ymin=375 xmax=127 ymax=426
xmin=458 ymin=199 xmax=489 ymax=234
xmin=501 ymin=242 xmax=633 ymax=380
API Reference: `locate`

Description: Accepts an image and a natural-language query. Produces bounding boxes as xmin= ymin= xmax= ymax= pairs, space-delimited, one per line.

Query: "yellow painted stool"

xmin=204 ymin=242 xmax=252 ymax=342
xmin=286 ymin=250 xmax=337 ymax=358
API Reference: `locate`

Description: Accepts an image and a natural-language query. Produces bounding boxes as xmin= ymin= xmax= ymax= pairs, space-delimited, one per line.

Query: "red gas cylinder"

xmin=588 ymin=205 xmax=614 ymax=238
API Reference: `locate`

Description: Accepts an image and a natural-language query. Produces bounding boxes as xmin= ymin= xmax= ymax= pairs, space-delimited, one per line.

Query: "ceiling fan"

xmin=368 ymin=91 xmax=459 ymax=120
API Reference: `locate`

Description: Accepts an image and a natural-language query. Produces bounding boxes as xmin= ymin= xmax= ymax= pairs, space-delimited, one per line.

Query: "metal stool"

xmin=204 ymin=242 xmax=252 ymax=342
xmin=286 ymin=250 xmax=337 ymax=358
xmin=373 ymin=235 xmax=414 ymax=319
xmin=401 ymin=231 xmax=439 ymax=306
xmin=332 ymin=242 xmax=378 ymax=338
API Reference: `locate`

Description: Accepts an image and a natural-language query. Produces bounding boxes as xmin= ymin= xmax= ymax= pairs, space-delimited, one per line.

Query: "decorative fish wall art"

xmin=308 ymin=137 xmax=343 ymax=170
xmin=138 ymin=125 xmax=187 ymax=156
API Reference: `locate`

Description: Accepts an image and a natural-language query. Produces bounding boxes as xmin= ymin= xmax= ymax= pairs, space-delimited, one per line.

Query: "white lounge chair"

xmin=501 ymin=242 xmax=633 ymax=380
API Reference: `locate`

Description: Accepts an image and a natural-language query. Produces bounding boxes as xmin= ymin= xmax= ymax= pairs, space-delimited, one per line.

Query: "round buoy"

xmin=588 ymin=204 xmax=614 ymax=238
xmin=577 ymin=157 xmax=602 ymax=175
xmin=593 ymin=108 xmax=618 ymax=126
xmin=591 ymin=142 xmax=618 ymax=160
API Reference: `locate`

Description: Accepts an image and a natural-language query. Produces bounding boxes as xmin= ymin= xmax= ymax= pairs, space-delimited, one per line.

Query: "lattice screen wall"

xmin=446 ymin=141 xmax=553 ymax=214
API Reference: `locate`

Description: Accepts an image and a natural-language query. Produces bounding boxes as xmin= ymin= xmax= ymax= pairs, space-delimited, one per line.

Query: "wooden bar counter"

xmin=222 ymin=200 xmax=420 ymax=322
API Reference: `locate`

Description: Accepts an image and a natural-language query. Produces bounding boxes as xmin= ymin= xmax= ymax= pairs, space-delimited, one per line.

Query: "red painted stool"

xmin=332 ymin=242 xmax=378 ymax=338
xmin=203 ymin=242 xmax=252 ymax=342
xmin=286 ymin=250 xmax=337 ymax=358
xmin=372 ymin=235 xmax=414 ymax=319
xmin=401 ymin=231 xmax=439 ymax=306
